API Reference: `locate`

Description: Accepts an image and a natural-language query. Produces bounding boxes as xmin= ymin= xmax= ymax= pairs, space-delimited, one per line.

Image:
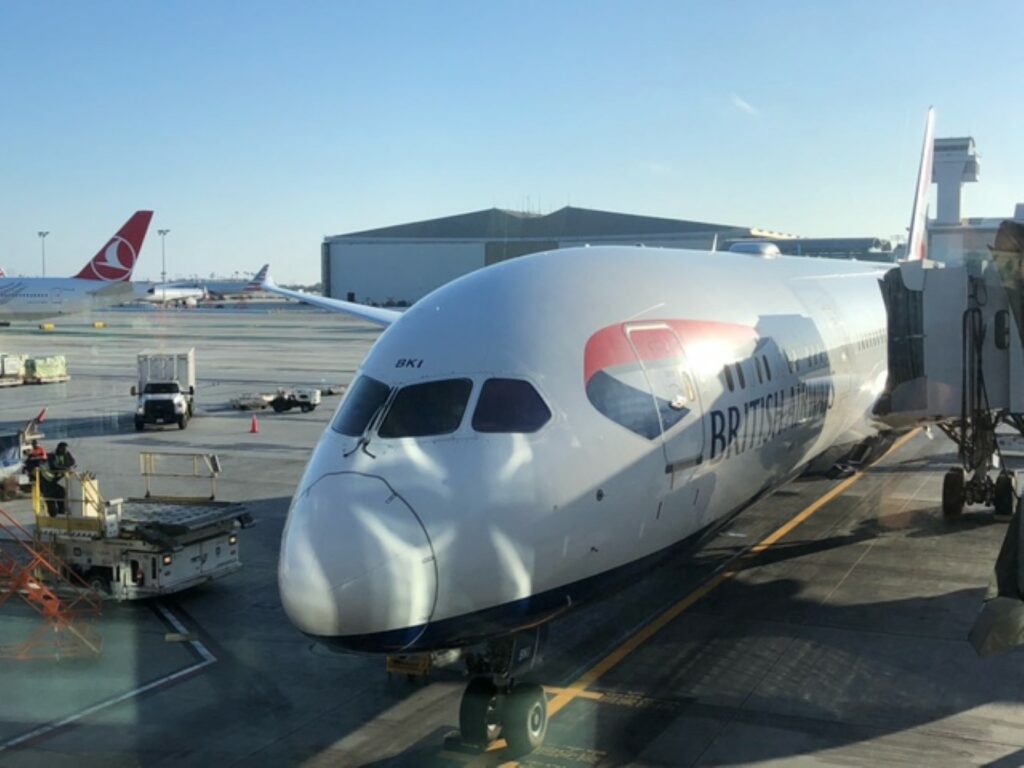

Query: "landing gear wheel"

xmin=459 ymin=677 xmax=501 ymax=746
xmin=503 ymin=683 xmax=548 ymax=755
xmin=942 ymin=467 xmax=965 ymax=519
xmin=994 ymin=473 xmax=1016 ymax=519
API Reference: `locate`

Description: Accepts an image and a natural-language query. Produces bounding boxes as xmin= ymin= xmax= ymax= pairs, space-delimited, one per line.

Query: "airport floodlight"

xmin=157 ymin=229 xmax=171 ymax=284
xmin=37 ymin=231 xmax=49 ymax=276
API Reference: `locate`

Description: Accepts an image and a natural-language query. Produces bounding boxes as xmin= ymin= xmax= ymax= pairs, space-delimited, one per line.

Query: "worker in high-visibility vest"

xmin=41 ymin=442 xmax=76 ymax=516
xmin=48 ymin=442 xmax=75 ymax=473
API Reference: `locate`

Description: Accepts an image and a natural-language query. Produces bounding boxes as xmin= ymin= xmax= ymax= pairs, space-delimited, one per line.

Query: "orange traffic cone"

xmin=250 ymin=414 xmax=259 ymax=434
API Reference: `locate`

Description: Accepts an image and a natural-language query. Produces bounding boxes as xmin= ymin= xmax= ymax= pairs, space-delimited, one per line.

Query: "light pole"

xmin=37 ymin=231 xmax=49 ymax=276
xmin=157 ymin=229 xmax=170 ymax=284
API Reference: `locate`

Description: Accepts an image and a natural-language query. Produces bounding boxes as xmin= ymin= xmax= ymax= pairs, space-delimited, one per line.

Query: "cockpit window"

xmin=331 ymin=375 xmax=391 ymax=436
xmin=472 ymin=378 xmax=551 ymax=433
xmin=378 ymin=378 xmax=472 ymax=438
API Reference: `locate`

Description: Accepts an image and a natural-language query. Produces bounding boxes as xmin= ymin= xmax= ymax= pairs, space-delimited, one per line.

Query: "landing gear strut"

xmin=457 ymin=629 xmax=548 ymax=754
xmin=936 ymin=303 xmax=1020 ymax=519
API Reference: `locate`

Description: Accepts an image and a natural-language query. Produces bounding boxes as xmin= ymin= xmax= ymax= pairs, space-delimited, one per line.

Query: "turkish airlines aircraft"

xmin=0 ymin=211 xmax=153 ymax=321
xmin=264 ymin=111 xmax=935 ymax=753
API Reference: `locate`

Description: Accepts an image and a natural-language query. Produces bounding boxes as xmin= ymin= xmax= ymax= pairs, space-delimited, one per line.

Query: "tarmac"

xmin=0 ymin=305 xmax=1022 ymax=767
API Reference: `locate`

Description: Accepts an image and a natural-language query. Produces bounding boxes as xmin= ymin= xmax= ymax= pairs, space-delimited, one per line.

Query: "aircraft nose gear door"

xmin=625 ymin=324 xmax=706 ymax=480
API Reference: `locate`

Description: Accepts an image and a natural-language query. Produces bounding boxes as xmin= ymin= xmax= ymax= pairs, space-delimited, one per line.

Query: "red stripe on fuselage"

xmin=583 ymin=319 xmax=757 ymax=384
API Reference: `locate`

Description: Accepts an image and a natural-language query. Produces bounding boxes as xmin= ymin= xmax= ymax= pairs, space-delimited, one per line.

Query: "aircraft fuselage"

xmin=0 ymin=277 xmax=134 ymax=320
xmin=278 ymin=246 xmax=891 ymax=653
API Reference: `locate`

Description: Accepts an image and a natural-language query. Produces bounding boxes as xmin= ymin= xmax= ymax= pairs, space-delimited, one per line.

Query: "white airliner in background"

xmin=133 ymin=267 xmax=269 ymax=308
xmin=262 ymin=111 xmax=936 ymax=753
xmin=137 ymin=284 xmax=207 ymax=307
xmin=0 ymin=211 xmax=153 ymax=321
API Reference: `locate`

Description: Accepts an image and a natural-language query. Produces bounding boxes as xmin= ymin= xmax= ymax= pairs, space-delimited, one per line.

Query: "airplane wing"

xmin=259 ymin=265 xmax=400 ymax=327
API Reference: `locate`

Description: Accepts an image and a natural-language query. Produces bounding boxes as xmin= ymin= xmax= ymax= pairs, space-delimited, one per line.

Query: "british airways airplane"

xmin=262 ymin=111 xmax=935 ymax=753
xmin=0 ymin=211 xmax=153 ymax=321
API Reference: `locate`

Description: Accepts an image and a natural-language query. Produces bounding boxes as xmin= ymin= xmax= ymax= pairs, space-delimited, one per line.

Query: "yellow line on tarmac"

xmin=545 ymin=427 xmax=921 ymax=719
xmin=463 ymin=428 xmax=921 ymax=767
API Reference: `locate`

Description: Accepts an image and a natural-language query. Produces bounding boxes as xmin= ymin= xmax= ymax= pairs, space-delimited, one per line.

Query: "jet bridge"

xmin=874 ymin=220 xmax=1024 ymax=656
xmin=876 ymin=220 xmax=1024 ymax=518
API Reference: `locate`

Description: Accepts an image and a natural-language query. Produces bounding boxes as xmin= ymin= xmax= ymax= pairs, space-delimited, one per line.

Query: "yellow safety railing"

xmin=33 ymin=470 xmax=107 ymax=536
xmin=139 ymin=452 xmax=222 ymax=501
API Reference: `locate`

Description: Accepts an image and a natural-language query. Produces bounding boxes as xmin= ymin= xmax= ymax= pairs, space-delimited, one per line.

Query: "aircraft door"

xmin=625 ymin=324 xmax=705 ymax=476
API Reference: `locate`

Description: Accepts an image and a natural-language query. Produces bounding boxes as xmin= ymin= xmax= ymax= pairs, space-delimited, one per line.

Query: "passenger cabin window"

xmin=378 ymin=378 xmax=472 ymax=438
xmin=331 ymin=375 xmax=391 ymax=436
xmin=472 ymin=378 xmax=551 ymax=433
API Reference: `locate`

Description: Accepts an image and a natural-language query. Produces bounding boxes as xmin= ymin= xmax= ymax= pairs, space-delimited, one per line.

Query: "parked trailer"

xmin=230 ymin=387 xmax=321 ymax=412
xmin=24 ymin=355 xmax=69 ymax=384
xmin=0 ymin=355 xmax=26 ymax=387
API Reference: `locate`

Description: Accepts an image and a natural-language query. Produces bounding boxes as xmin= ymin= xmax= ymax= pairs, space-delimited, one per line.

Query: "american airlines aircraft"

xmin=263 ymin=111 xmax=936 ymax=753
xmin=0 ymin=211 xmax=153 ymax=321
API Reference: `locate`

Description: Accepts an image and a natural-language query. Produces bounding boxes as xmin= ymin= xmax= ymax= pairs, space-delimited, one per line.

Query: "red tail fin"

xmin=905 ymin=108 xmax=935 ymax=262
xmin=75 ymin=211 xmax=154 ymax=281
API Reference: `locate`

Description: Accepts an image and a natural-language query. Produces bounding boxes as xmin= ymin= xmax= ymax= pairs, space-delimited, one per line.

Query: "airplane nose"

xmin=278 ymin=472 xmax=438 ymax=649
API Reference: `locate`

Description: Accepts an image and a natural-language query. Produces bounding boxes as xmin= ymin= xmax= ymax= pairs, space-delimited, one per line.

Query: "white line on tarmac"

xmin=0 ymin=602 xmax=217 ymax=752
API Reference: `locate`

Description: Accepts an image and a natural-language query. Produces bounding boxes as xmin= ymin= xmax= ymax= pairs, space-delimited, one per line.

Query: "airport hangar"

xmin=319 ymin=206 xmax=898 ymax=305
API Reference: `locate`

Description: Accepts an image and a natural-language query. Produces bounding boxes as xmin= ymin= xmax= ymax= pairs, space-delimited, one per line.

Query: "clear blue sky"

xmin=1 ymin=1 xmax=1021 ymax=283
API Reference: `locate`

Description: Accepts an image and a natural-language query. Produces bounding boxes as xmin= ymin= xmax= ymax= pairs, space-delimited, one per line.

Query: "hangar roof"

xmin=329 ymin=206 xmax=753 ymax=241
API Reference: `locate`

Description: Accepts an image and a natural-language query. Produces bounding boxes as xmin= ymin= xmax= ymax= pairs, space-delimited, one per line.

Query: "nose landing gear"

xmin=456 ymin=628 xmax=549 ymax=754
xmin=459 ymin=677 xmax=548 ymax=753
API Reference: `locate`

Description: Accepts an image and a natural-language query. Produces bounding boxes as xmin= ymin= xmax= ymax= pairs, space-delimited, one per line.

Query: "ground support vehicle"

xmin=133 ymin=349 xmax=196 ymax=430
xmin=33 ymin=452 xmax=252 ymax=600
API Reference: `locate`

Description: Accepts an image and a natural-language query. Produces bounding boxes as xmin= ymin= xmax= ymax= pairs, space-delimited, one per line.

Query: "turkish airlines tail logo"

xmin=75 ymin=210 xmax=154 ymax=281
